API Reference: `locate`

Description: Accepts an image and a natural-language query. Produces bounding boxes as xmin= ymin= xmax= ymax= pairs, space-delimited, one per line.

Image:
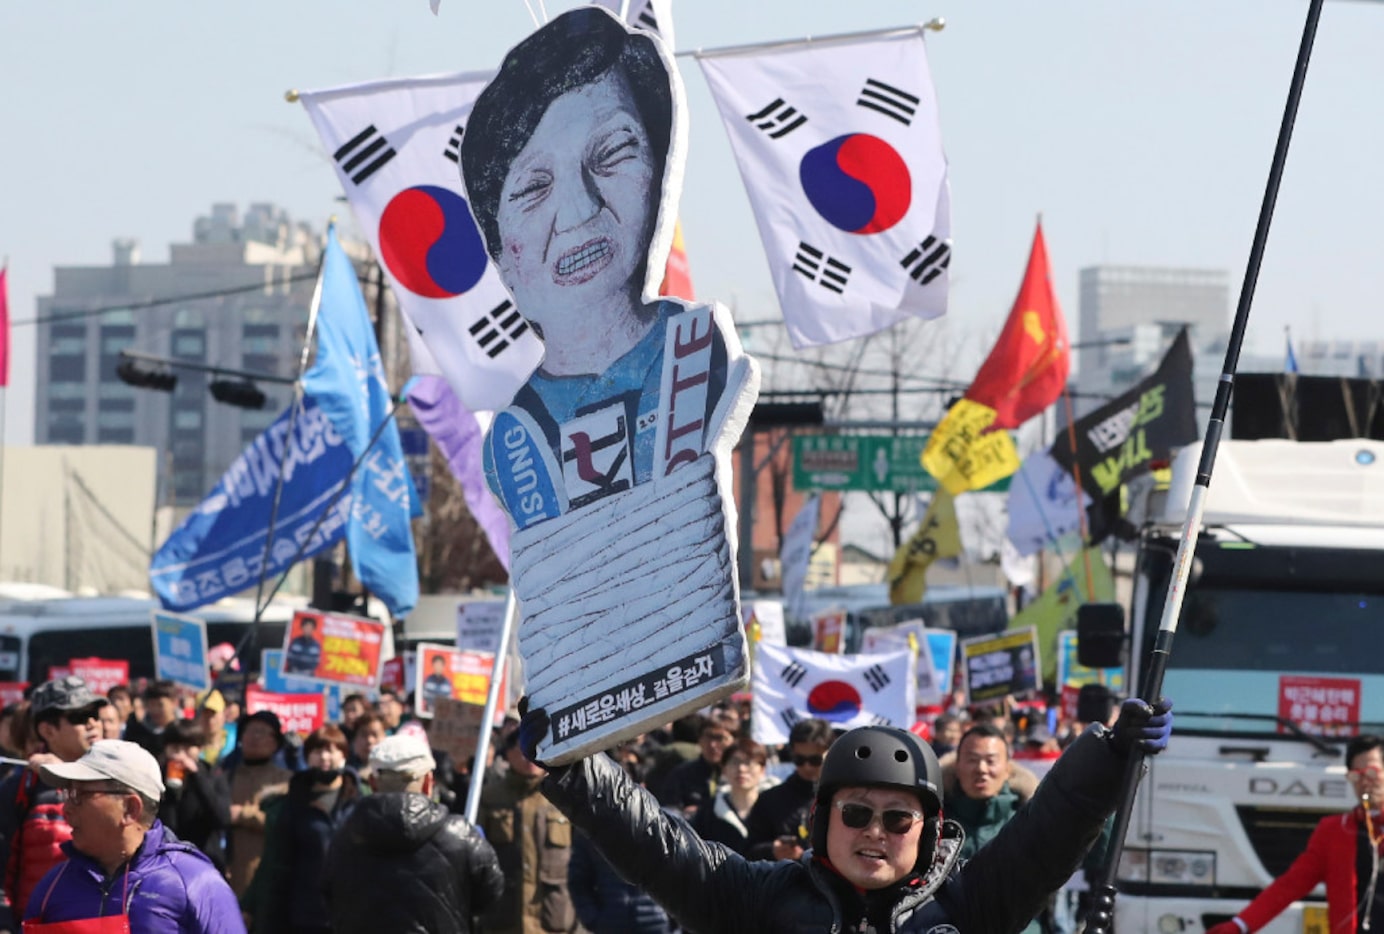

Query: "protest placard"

xmin=812 ymin=607 xmax=848 ymax=654
xmin=0 ymin=683 xmax=27 ymax=707
xmin=458 ymin=7 xmax=759 ymax=763
xmin=152 ymin=611 xmax=210 ymax=693
xmin=962 ymin=627 xmax=1041 ymax=704
xmin=741 ymin=600 xmax=786 ymax=646
xmin=380 ymin=657 xmax=405 ymax=692
xmin=429 ymin=697 xmax=489 ymax=765
xmin=50 ymin=658 xmax=130 ymax=696
xmin=246 ymin=686 xmax=324 ymax=735
xmin=279 ymin=610 xmax=385 ymax=688
xmin=414 ymin=644 xmax=505 ymax=719
xmin=456 ymin=600 xmax=507 ymax=655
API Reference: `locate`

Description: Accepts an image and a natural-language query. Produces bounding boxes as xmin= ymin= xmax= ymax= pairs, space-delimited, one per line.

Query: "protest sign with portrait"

xmin=279 ymin=609 xmax=385 ymax=689
xmin=459 ymin=6 xmax=759 ymax=762
xmin=962 ymin=627 xmax=1041 ymax=704
xmin=414 ymin=644 xmax=506 ymax=719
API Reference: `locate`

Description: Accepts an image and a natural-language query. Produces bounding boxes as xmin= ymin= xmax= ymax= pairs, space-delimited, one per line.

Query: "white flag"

xmin=698 ymin=29 xmax=950 ymax=348
xmin=1006 ymin=452 xmax=1091 ymax=556
xmin=752 ymin=642 xmax=916 ymax=745
xmin=299 ymin=72 xmax=544 ymax=413
xmin=780 ymin=494 xmax=821 ymax=623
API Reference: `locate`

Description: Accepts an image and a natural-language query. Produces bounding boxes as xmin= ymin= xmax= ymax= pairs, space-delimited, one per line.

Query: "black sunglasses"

xmin=64 ymin=708 xmax=101 ymax=727
xmin=834 ymin=801 xmax=924 ymax=835
xmin=793 ymin=753 xmax=824 ymax=767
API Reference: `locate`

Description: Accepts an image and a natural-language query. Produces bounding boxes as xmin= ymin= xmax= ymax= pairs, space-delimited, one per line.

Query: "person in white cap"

xmin=324 ymin=734 xmax=503 ymax=934
xmin=24 ymin=740 xmax=243 ymax=933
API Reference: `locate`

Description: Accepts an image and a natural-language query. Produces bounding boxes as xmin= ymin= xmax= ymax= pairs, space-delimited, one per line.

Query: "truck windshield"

xmin=1141 ymin=539 xmax=1384 ymax=736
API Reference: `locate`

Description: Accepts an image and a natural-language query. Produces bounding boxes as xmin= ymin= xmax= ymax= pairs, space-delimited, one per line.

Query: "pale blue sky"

xmin=3 ymin=0 xmax=1382 ymax=450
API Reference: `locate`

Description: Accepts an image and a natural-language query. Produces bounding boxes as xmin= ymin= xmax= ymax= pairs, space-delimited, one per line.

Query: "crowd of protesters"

xmin=0 ymin=664 xmax=1128 ymax=933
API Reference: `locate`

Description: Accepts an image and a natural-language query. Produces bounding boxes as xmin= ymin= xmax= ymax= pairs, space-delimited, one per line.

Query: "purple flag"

xmin=406 ymin=375 xmax=511 ymax=570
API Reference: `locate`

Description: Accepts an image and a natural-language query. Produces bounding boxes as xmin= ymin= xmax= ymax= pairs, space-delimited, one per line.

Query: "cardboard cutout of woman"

xmin=461 ymin=6 xmax=759 ymax=764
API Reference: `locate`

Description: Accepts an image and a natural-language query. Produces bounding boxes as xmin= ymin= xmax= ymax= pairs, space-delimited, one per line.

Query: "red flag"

xmin=965 ymin=222 xmax=1069 ymax=429
xmin=0 ymin=267 xmax=9 ymax=387
xmin=658 ymin=221 xmax=695 ymax=301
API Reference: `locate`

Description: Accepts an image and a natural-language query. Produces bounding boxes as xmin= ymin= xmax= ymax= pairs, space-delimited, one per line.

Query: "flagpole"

xmin=210 ymin=395 xmax=407 ymax=693
xmin=1059 ymin=385 xmax=1097 ymax=601
xmin=1085 ymin=1 xmax=1325 ymax=929
xmin=684 ymin=18 xmax=945 ymax=61
xmin=249 ymin=230 xmax=330 ymax=624
xmin=465 ymin=586 xmax=518 ymax=823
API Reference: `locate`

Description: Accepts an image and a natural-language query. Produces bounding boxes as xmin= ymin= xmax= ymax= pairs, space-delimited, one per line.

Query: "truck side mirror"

xmin=1076 ymin=603 xmax=1125 ymax=669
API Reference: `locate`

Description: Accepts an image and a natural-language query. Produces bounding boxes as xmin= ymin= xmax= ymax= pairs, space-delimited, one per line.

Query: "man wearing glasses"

xmin=0 ymin=676 xmax=108 ymax=927
xmin=25 ymin=739 xmax=242 ymax=932
xmin=1208 ymin=735 xmax=1384 ymax=934
xmin=745 ymin=718 xmax=832 ymax=861
xmin=519 ymin=697 xmax=1171 ymax=932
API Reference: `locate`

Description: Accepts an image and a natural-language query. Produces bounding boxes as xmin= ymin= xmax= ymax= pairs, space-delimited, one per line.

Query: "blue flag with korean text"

xmin=150 ymin=395 xmax=354 ymax=611
xmin=303 ymin=228 xmax=419 ymax=618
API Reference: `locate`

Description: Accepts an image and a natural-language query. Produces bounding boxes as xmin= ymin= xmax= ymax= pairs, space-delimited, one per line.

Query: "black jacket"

xmin=744 ymin=771 xmax=815 ymax=860
xmin=543 ymin=726 xmax=1126 ymax=933
xmin=325 ymin=792 xmax=504 ymax=934
xmin=157 ymin=766 xmax=232 ymax=870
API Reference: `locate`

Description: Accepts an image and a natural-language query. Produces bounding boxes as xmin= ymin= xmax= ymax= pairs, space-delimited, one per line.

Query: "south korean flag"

xmin=751 ymin=642 xmax=916 ymax=746
xmin=299 ymin=72 xmax=544 ymax=413
xmin=698 ymin=29 xmax=951 ymax=348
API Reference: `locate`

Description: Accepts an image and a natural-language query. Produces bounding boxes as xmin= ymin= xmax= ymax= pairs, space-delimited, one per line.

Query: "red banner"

xmin=49 ymin=658 xmax=130 ymax=696
xmin=1278 ymin=675 xmax=1361 ymax=737
xmin=380 ymin=657 xmax=405 ymax=692
xmin=246 ymin=686 xmax=324 ymax=735
xmin=280 ymin=610 xmax=385 ymax=688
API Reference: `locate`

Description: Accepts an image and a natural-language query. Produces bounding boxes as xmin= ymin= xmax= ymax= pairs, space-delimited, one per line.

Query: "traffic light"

xmin=208 ymin=379 xmax=268 ymax=410
xmin=116 ymin=359 xmax=178 ymax=392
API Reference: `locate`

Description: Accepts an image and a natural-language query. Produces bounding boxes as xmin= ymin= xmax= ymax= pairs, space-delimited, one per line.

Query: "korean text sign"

xmin=152 ymin=611 xmax=210 ymax=692
xmin=414 ymin=643 xmax=505 ymax=719
xmin=280 ymin=609 xmax=385 ymax=688
xmin=962 ymin=627 xmax=1041 ymax=704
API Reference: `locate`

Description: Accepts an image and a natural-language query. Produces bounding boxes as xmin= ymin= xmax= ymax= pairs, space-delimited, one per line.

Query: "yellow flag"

xmin=1009 ymin=548 xmax=1115 ymax=681
xmin=887 ymin=490 xmax=962 ymax=605
xmin=921 ymin=399 xmax=1021 ymax=494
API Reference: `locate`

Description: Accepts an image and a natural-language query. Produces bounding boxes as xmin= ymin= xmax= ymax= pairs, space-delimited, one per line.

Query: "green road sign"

xmin=791 ymin=434 xmax=1011 ymax=493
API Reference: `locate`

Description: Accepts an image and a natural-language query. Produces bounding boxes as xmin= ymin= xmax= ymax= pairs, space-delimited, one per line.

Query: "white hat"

xmin=40 ymin=740 xmax=165 ymax=803
xmin=369 ymin=734 xmax=437 ymax=777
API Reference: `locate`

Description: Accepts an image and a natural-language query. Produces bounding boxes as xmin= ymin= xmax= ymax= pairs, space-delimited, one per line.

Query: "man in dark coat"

xmin=520 ymin=697 xmax=1172 ymax=933
xmin=325 ymin=734 xmax=503 ymax=934
xmin=744 ymin=717 xmax=832 ymax=860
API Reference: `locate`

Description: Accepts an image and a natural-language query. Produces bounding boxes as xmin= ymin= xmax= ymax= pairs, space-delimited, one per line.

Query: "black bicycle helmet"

xmin=810 ymin=725 xmax=944 ymax=874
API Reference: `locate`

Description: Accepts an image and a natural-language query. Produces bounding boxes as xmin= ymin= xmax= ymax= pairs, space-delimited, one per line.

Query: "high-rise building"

xmin=1077 ymin=265 xmax=1230 ymax=380
xmin=33 ymin=203 xmax=403 ymax=507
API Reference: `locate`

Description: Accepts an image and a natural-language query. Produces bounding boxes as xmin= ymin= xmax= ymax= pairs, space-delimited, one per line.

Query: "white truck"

xmin=1108 ymin=437 xmax=1384 ymax=934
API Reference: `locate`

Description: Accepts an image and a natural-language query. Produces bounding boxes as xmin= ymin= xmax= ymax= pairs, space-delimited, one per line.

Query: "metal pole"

xmin=1084 ymin=1 xmax=1325 ymax=930
xmin=465 ymin=587 xmax=519 ymax=823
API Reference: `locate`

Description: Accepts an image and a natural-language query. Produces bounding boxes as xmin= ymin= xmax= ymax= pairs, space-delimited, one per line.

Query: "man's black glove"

xmin=1110 ymin=697 xmax=1173 ymax=757
xmin=516 ymin=696 xmax=551 ymax=768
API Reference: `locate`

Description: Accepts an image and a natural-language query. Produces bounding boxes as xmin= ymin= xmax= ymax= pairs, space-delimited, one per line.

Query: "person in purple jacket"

xmin=24 ymin=739 xmax=244 ymax=933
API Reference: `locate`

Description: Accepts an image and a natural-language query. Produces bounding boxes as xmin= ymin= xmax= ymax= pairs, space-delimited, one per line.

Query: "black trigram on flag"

xmin=780 ymin=661 xmax=808 ymax=689
xmin=334 ymin=125 xmax=397 ymax=185
xmin=856 ymin=78 xmax=920 ymax=127
xmin=779 ymin=706 xmax=805 ymax=731
xmin=863 ymin=664 xmax=891 ymax=692
xmin=634 ymin=4 xmax=660 ymax=34
xmin=468 ymin=300 xmax=529 ymax=359
xmin=868 ymin=713 xmax=892 ymax=727
xmin=793 ymin=242 xmax=851 ymax=294
xmin=746 ymin=98 xmax=808 ymax=139
xmin=900 ymin=236 xmax=951 ymax=286
xmin=442 ymin=125 xmax=465 ymax=164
